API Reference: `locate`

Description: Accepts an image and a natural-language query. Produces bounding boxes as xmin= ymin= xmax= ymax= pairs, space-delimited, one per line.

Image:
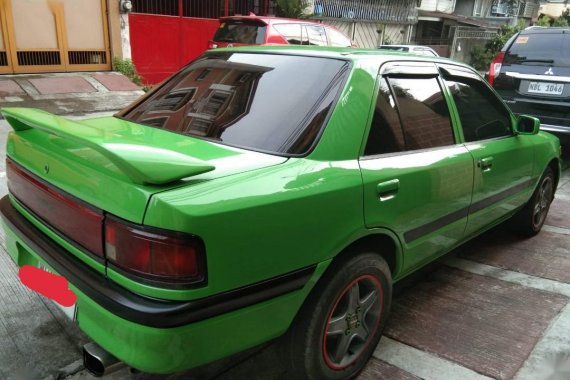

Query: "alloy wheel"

xmin=322 ymin=274 xmax=383 ymax=370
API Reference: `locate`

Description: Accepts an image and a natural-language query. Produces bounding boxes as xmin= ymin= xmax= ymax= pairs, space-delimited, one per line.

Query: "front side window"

xmin=388 ymin=76 xmax=454 ymax=150
xmin=444 ymin=77 xmax=512 ymax=142
xmin=120 ymin=53 xmax=349 ymax=155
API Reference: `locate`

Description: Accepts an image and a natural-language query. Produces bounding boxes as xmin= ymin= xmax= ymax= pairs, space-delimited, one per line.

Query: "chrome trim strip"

xmin=504 ymin=71 xmax=570 ymax=83
xmin=540 ymin=124 xmax=570 ymax=134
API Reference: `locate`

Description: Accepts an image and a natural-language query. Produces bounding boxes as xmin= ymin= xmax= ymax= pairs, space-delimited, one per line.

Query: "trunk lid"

xmin=3 ymin=108 xmax=287 ymax=224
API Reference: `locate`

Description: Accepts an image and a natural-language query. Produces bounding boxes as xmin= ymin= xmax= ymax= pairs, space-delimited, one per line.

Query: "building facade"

xmin=0 ymin=0 xmax=127 ymax=74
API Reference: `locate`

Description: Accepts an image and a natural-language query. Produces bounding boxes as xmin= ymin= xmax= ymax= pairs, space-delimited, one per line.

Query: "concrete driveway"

xmin=0 ymin=117 xmax=568 ymax=380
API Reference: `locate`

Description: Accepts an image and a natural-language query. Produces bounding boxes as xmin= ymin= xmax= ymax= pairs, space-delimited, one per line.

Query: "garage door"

xmin=0 ymin=0 xmax=111 ymax=74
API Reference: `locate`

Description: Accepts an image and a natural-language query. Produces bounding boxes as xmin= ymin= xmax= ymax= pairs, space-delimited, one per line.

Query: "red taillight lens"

xmin=208 ymin=41 xmax=218 ymax=49
xmin=105 ymin=217 xmax=205 ymax=285
xmin=488 ymin=51 xmax=505 ymax=87
xmin=7 ymin=159 xmax=104 ymax=257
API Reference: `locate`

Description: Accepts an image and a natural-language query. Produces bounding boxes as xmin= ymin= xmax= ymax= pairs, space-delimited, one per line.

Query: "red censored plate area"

xmin=19 ymin=265 xmax=77 ymax=307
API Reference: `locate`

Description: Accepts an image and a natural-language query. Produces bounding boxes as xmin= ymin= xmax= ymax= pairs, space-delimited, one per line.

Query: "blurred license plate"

xmin=38 ymin=264 xmax=78 ymax=321
xmin=528 ymin=82 xmax=564 ymax=95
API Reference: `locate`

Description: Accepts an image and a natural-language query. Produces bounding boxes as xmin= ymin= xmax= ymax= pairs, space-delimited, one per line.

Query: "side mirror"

xmin=515 ymin=115 xmax=540 ymax=135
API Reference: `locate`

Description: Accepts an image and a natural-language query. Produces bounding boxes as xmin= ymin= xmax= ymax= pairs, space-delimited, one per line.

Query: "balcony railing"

xmin=313 ymin=0 xmax=419 ymax=24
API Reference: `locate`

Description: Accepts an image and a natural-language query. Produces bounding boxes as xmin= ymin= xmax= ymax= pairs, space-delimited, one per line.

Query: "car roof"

xmin=520 ymin=26 xmax=570 ymax=34
xmin=379 ymin=45 xmax=433 ymax=49
xmin=220 ymin=15 xmax=321 ymax=26
xmin=210 ymin=45 xmax=460 ymax=66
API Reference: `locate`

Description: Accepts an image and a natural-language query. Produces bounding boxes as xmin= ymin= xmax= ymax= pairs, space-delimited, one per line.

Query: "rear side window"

xmin=327 ymin=28 xmax=352 ymax=47
xmin=273 ymin=23 xmax=304 ymax=45
xmin=364 ymin=79 xmax=405 ymax=155
xmin=213 ymin=21 xmax=266 ymax=45
xmin=364 ymin=76 xmax=454 ymax=155
xmin=306 ymin=25 xmax=327 ymax=46
xmin=389 ymin=77 xmax=454 ymax=150
xmin=504 ymin=33 xmax=570 ymax=66
xmin=444 ymin=77 xmax=512 ymax=142
xmin=120 ymin=53 xmax=348 ymax=155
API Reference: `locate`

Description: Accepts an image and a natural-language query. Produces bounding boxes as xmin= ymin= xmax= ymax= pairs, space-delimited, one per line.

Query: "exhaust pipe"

xmin=83 ymin=342 xmax=126 ymax=377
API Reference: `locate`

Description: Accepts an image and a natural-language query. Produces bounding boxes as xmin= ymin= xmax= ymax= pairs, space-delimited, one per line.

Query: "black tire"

xmin=512 ymin=167 xmax=555 ymax=237
xmin=284 ymin=253 xmax=392 ymax=380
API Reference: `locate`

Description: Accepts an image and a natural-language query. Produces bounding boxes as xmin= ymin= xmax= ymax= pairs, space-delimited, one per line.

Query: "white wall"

xmin=419 ymin=0 xmax=456 ymax=13
xmin=323 ymin=20 xmax=384 ymax=48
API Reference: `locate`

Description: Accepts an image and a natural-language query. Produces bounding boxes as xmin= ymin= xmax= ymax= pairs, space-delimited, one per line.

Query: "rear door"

xmin=360 ymin=62 xmax=474 ymax=274
xmin=441 ymin=64 xmax=534 ymax=236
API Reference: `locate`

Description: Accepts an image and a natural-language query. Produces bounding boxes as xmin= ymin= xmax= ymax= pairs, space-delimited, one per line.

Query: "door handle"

xmin=477 ymin=157 xmax=494 ymax=172
xmin=377 ymin=179 xmax=400 ymax=201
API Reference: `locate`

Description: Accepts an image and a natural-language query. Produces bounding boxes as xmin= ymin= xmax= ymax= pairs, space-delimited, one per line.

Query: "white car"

xmin=378 ymin=44 xmax=439 ymax=57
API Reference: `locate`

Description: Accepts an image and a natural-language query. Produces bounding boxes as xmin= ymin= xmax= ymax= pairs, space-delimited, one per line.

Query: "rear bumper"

xmin=0 ymin=195 xmax=326 ymax=373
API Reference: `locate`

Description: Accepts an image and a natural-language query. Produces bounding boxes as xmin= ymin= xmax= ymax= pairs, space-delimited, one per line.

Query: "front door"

xmin=440 ymin=65 xmax=533 ymax=236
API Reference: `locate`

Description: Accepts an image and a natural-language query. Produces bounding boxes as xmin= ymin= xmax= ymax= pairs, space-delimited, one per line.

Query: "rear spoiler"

xmin=1 ymin=108 xmax=215 ymax=185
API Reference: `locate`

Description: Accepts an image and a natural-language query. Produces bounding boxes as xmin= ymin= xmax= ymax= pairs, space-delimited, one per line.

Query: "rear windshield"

xmin=213 ymin=21 xmax=266 ymax=45
xmin=119 ymin=53 xmax=349 ymax=155
xmin=504 ymin=33 xmax=570 ymax=66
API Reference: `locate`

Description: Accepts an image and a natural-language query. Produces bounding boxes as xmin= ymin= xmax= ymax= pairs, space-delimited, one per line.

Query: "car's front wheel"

xmin=284 ymin=253 xmax=392 ymax=379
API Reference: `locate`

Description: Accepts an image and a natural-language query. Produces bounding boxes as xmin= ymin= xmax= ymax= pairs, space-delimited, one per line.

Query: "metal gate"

xmin=129 ymin=0 xmax=274 ymax=84
xmin=449 ymin=26 xmax=497 ymax=65
xmin=0 ymin=0 xmax=111 ymax=74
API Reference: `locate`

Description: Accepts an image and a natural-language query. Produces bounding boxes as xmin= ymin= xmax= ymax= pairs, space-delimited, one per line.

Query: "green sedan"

xmin=0 ymin=46 xmax=561 ymax=379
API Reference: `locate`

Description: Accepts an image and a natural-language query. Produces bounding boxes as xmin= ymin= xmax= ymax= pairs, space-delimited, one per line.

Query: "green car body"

xmin=0 ymin=46 xmax=562 ymax=376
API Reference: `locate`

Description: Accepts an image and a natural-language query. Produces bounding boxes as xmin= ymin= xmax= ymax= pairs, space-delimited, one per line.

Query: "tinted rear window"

xmin=504 ymin=33 xmax=570 ymax=66
xmin=120 ymin=53 xmax=348 ymax=155
xmin=213 ymin=21 xmax=266 ymax=45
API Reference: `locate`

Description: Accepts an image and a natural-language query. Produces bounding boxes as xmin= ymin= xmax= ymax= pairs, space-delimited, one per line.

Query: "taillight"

xmin=208 ymin=41 xmax=218 ymax=49
xmin=7 ymin=159 xmax=104 ymax=257
xmin=105 ymin=216 xmax=205 ymax=286
xmin=488 ymin=51 xmax=505 ymax=87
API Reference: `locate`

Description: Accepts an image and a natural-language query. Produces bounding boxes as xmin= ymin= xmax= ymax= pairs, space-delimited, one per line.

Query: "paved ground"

xmin=0 ymin=72 xmax=144 ymax=116
xmin=0 ymin=101 xmax=569 ymax=379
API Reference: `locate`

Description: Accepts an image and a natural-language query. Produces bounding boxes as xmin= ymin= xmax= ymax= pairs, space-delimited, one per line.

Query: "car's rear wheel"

xmin=284 ymin=253 xmax=392 ymax=380
xmin=512 ymin=167 xmax=554 ymax=237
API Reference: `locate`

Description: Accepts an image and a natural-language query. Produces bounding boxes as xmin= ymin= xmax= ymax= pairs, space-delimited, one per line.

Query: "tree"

xmin=275 ymin=0 xmax=310 ymax=19
xmin=553 ymin=8 xmax=570 ymax=26
xmin=553 ymin=17 xmax=569 ymax=27
xmin=536 ymin=15 xmax=552 ymax=27
xmin=470 ymin=23 xmax=523 ymax=71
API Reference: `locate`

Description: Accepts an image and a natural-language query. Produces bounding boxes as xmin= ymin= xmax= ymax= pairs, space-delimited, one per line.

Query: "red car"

xmin=209 ymin=15 xmax=357 ymax=49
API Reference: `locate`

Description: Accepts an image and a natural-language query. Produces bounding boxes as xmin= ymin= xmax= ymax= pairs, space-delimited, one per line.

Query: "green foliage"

xmin=470 ymin=45 xmax=494 ymax=71
xmin=112 ymin=57 xmax=143 ymax=87
xmin=553 ymin=16 xmax=569 ymax=27
xmin=535 ymin=8 xmax=570 ymax=27
xmin=536 ymin=15 xmax=552 ymax=26
xmin=275 ymin=0 xmax=310 ymax=19
xmin=470 ymin=23 xmax=523 ymax=71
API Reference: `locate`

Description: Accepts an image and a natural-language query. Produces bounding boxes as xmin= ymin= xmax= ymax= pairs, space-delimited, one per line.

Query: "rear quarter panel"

xmin=143 ymin=158 xmax=364 ymax=299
